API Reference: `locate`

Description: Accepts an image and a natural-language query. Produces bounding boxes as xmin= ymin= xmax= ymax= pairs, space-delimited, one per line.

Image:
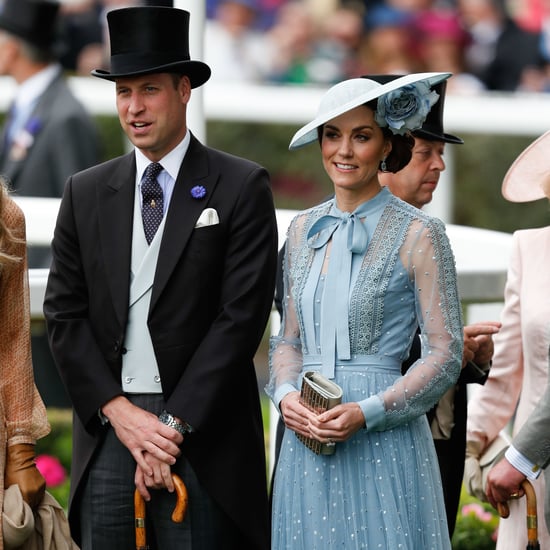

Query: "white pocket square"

xmin=195 ymin=208 xmax=219 ymax=228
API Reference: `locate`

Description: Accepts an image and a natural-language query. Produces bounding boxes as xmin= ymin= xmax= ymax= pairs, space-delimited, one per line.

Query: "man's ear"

xmin=179 ymin=75 xmax=192 ymax=102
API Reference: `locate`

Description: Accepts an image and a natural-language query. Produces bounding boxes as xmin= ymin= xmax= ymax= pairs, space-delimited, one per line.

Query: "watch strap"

xmin=159 ymin=410 xmax=193 ymax=435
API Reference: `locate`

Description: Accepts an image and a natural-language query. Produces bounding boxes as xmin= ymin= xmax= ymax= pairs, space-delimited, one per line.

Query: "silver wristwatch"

xmin=158 ymin=410 xmax=192 ymax=435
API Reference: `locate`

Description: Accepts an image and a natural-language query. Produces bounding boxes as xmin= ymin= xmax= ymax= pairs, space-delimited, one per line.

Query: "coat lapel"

xmin=92 ymin=137 xmax=217 ymax=319
xmin=98 ymin=153 xmax=136 ymax=326
xmin=151 ymin=135 xmax=219 ymax=309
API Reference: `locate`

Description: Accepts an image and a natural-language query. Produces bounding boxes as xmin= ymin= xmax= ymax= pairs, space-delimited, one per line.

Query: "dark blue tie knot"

xmin=141 ymin=162 xmax=164 ymax=244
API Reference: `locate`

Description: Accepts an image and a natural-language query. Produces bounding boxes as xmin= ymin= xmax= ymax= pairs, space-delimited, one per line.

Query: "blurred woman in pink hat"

xmin=466 ymin=130 xmax=550 ymax=549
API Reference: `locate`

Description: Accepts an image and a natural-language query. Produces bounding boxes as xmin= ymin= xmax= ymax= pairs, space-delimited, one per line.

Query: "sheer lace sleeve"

xmin=362 ymin=217 xmax=463 ymax=431
xmin=265 ymin=215 xmax=305 ymax=407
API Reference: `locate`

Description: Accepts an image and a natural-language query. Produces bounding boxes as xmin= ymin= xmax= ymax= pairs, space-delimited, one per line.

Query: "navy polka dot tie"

xmin=141 ymin=162 xmax=164 ymax=244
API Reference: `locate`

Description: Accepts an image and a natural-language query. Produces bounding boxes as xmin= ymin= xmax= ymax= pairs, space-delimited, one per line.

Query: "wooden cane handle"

xmin=497 ymin=501 xmax=510 ymax=518
xmin=171 ymin=473 xmax=188 ymax=523
xmin=134 ymin=472 xmax=189 ymax=549
xmin=497 ymin=479 xmax=538 ymax=545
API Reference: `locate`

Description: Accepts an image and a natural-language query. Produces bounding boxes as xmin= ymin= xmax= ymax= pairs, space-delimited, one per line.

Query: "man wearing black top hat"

xmin=44 ymin=6 xmax=277 ymax=549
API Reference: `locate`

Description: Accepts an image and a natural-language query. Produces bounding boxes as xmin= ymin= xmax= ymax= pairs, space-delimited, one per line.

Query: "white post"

xmin=173 ymin=0 xmax=207 ymax=144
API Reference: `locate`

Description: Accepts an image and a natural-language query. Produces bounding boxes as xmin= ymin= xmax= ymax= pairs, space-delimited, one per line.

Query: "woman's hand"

xmin=280 ymin=391 xmax=319 ymax=438
xmin=308 ymin=403 xmax=366 ymax=444
xmin=281 ymin=393 xmax=366 ymax=444
xmin=4 ymin=444 xmax=45 ymax=509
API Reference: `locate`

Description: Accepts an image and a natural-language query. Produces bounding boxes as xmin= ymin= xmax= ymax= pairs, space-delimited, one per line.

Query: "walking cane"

xmin=497 ymin=479 xmax=540 ymax=550
xmin=134 ymin=473 xmax=188 ymax=550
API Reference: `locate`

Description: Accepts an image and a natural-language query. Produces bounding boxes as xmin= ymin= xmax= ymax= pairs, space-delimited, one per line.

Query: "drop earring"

xmin=380 ymin=158 xmax=387 ymax=172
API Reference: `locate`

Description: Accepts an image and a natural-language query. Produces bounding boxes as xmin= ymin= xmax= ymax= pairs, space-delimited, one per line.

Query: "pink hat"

xmin=502 ymin=131 xmax=550 ymax=202
xmin=410 ymin=10 xmax=471 ymax=47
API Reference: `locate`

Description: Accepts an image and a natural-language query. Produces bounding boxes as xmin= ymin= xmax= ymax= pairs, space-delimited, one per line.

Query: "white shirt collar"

xmin=135 ymin=131 xmax=191 ymax=182
xmin=14 ymin=63 xmax=62 ymax=111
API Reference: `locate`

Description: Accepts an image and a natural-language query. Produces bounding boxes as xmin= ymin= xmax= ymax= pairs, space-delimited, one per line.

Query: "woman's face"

xmin=321 ymin=105 xmax=391 ymax=199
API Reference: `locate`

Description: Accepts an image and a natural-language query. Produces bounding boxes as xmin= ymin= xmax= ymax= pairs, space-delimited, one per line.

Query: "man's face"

xmin=115 ymin=72 xmax=191 ymax=162
xmin=379 ymin=137 xmax=446 ymax=209
xmin=0 ymin=31 xmax=17 ymax=76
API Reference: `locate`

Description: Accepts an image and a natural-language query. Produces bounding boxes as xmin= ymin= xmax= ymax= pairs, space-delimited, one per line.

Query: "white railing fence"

xmin=15 ymin=197 xmax=512 ymax=474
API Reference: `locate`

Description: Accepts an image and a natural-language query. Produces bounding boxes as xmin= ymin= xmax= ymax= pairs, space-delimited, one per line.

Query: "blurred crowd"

xmin=54 ymin=0 xmax=550 ymax=92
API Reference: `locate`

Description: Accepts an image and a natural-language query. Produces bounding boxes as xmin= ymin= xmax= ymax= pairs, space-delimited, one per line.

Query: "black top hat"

xmin=91 ymin=6 xmax=211 ymax=88
xmin=0 ymin=0 xmax=60 ymax=50
xmin=365 ymin=74 xmax=463 ymax=145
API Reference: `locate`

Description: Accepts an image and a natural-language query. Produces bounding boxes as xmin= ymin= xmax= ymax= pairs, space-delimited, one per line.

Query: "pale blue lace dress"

xmin=266 ymin=188 xmax=463 ymax=549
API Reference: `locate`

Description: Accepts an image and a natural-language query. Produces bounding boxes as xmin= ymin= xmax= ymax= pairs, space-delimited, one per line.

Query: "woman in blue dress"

xmin=266 ymin=73 xmax=464 ymax=549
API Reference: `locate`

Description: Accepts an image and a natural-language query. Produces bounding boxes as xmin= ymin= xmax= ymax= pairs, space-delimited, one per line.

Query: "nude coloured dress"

xmin=0 ymin=196 xmax=50 ymax=549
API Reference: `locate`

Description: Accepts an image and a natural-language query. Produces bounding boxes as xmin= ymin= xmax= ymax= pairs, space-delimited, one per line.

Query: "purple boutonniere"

xmin=9 ymin=116 xmax=43 ymax=162
xmin=25 ymin=117 xmax=42 ymax=136
xmin=190 ymin=185 xmax=207 ymax=199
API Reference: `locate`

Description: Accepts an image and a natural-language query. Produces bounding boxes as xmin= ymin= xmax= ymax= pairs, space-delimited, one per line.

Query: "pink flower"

xmin=35 ymin=454 xmax=66 ymax=487
xmin=461 ymin=502 xmax=494 ymax=522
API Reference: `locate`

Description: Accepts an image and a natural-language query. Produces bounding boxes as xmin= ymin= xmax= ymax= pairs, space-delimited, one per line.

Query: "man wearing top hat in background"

xmin=44 ymin=5 xmax=277 ymax=550
xmin=377 ymin=76 xmax=501 ymax=536
xmin=0 ymin=0 xmax=100 ymax=239
xmin=0 ymin=0 xmax=100 ymax=410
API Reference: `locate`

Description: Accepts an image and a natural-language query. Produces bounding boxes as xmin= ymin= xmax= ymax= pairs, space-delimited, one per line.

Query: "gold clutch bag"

xmin=296 ymin=371 xmax=343 ymax=455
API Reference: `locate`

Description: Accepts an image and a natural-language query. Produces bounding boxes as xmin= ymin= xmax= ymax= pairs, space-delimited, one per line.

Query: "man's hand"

xmin=135 ymin=453 xmax=176 ymax=501
xmin=101 ymin=396 xmax=183 ymax=477
xmin=485 ymin=457 xmax=525 ymax=511
xmin=462 ymin=321 xmax=501 ymax=368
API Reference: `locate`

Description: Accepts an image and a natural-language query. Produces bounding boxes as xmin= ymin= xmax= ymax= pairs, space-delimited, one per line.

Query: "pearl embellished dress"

xmin=267 ymin=188 xmax=463 ymax=549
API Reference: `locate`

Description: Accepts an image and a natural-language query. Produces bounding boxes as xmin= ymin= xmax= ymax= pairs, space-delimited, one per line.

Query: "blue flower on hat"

xmin=190 ymin=185 xmax=207 ymax=199
xmin=375 ymin=82 xmax=439 ymax=135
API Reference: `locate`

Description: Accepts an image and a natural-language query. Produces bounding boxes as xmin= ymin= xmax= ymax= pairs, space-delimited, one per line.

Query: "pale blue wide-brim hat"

xmin=502 ymin=130 xmax=550 ymax=202
xmin=289 ymin=72 xmax=451 ymax=150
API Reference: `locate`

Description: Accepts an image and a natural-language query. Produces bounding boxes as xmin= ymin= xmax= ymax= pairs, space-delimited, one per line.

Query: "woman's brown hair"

xmin=366 ymin=99 xmax=413 ymax=173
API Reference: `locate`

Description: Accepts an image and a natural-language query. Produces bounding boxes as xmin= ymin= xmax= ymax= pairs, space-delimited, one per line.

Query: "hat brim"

xmin=502 ymin=131 xmax=550 ymax=202
xmin=91 ymin=60 xmax=211 ymax=89
xmin=413 ymin=128 xmax=464 ymax=144
xmin=289 ymin=72 xmax=451 ymax=150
